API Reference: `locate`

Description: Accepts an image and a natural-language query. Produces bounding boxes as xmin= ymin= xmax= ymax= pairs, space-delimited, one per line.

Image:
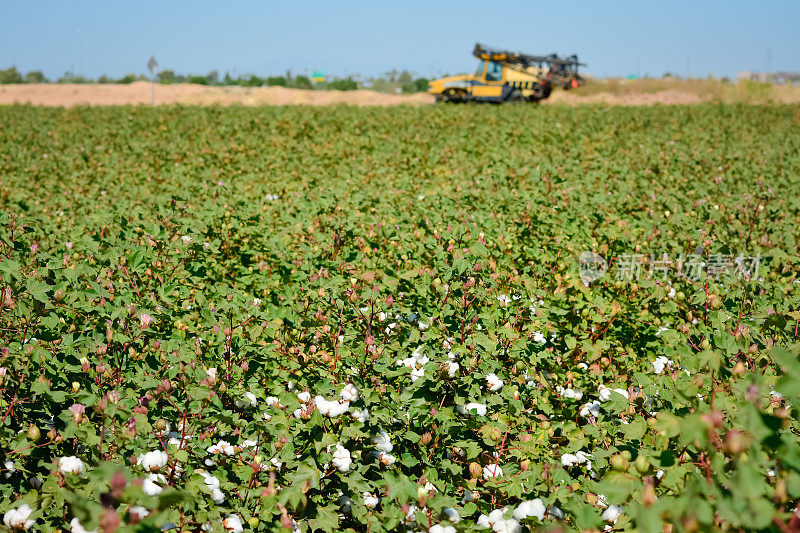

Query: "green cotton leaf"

xmin=26 ymin=278 xmax=51 ymax=303
xmin=308 ymin=507 xmax=339 ymax=532
xmin=621 ymin=417 xmax=647 ymax=441
xmin=156 ymin=489 xmax=187 ymax=510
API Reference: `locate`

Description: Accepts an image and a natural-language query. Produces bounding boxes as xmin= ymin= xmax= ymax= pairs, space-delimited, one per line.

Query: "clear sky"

xmin=1 ymin=0 xmax=798 ymax=80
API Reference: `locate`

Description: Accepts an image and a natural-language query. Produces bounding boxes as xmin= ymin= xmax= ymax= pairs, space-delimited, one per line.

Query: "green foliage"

xmin=0 ymin=67 xmax=23 ymax=84
xmin=266 ymin=76 xmax=287 ymax=87
xmin=23 ymin=71 xmax=48 ymax=84
xmin=0 ymin=104 xmax=798 ymax=532
xmin=326 ymin=78 xmax=358 ymax=91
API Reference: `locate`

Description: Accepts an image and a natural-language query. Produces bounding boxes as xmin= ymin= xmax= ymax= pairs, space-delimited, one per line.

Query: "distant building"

xmin=737 ymin=70 xmax=800 ymax=84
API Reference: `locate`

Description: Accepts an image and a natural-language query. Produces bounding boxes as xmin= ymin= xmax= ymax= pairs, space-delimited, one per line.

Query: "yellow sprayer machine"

xmin=428 ymin=43 xmax=585 ymax=103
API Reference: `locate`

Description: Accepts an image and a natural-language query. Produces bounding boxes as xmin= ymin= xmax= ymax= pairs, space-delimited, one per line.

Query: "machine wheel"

xmin=507 ymin=90 xmax=525 ymax=103
xmin=442 ymin=88 xmax=467 ymax=103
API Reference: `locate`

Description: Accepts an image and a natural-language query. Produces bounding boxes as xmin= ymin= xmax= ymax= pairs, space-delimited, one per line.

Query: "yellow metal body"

xmin=428 ymin=60 xmax=547 ymax=102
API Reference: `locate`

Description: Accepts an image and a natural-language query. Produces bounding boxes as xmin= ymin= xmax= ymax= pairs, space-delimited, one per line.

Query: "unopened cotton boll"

xmin=514 ymin=499 xmax=546 ymax=521
xmin=485 ymin=373 xmax=504 ymax=392
xmin=58 ymin=456 xmax=85 ymax=475
xmin=138 ymin=450 xmax=168 ymax=472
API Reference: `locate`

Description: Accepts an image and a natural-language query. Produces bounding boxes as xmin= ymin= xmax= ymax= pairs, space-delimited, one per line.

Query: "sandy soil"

xmin=1 ymin=82 xmax=798 ymax=107
xmin=0 ymin=82 xmax=434 ymax=107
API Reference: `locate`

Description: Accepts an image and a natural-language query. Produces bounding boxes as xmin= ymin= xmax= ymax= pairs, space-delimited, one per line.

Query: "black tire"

xmin=507 ymin=90 xmax=525 ymax=103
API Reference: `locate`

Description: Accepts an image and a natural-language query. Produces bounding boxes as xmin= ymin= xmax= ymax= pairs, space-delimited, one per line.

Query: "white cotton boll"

xmin=70 ymin=517 xmax=97 ymax=533
xmin=514 ymin=499 xmax=545 ymax=521
xmin=4 ymin=504 xmax=35 ymax=531
xmin=222 ymin=514 xmax=243 ymax=533
xmin=497 ymin=294 xmax=511 ymax=306
xmin=485 ymin=373 xmax=504 ymax=392
xmin=580 ymin=400 xmax=602 ymax=418
xmin=235 ymin=392 xmax=257 ymax=408
xmin=210 ymin=488 xmax=225 ymax=504
xmin=327 ymin=401 xmax=350 ymax=417
xmin=492 ymin=519 xmax=521 ymax=533
xmin=477 ymin=515 xmax=492 ymax=528
xmin=483 ymin=464 xmax=503 ymax=479
xmin=4 ymin=460 xmax=15 ymax=479
xmin=58 ymin=456 xmax=85 ymax=475
xmin=138 ymin=450 xmax=168 ymax=472
xmin=429 ymin=525 xmax=456 ymax=533
xmin=351 ymin=408 xmax=369 ymax=423
xmin=602 ymin=505 xmax=624 ymax=523
xmin=331 ymin=443 xmax=352 ymax=473
xmin=265 ymin=396 xmax=281 ymax=407
xmin=128 ymin=506 xmax=149 ymax=521
xmin=557 ymin=386 xmax=583 ymax=400
xmin=458 ymin=403 xmax=487 ymax=416
xmin=341 ymin=383 xmax=359 ymax=402
xmin=372 ymin=431 xmax=393 ymax=452
xmin=297 ymin=391 xmax=311 ymax=403
xmin=652 ymin=356 xmax=672 ymax=374
xmin=375 ymin=451 xmax=396 ymax=466
xmin=532 ymin=331 xmax=547 ymax=344
xmin=577 ymin=362 xmax=588 ymax=370
xmin=207 ymin=440 xmax=235 ymax=456
xmin=142 ymin=474 xmax=164 ymax=496
xmin=446 ymin=361 xmax=460 ymax=378
xmin=443 ymin=507 xmax=460 ymax=523
xmin=363 ymin=492 xmax=379 ymax=509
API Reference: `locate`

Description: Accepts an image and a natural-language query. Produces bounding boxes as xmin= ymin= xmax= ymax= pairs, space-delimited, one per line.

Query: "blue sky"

xmin=1 ymin=0 xmax=798 ymax=80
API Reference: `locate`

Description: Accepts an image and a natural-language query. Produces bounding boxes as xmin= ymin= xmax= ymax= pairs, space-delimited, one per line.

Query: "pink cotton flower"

xmin=139 ymin=314 xmax=153 ymax=328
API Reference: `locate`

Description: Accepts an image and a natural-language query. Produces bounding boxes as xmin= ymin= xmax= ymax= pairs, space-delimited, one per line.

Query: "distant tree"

xmin=292 ymin=75 xmax=312 ymax=90
xmin=328 ymin=78 xmax=358 ymax=91
xmin=385 ymin=69 xmax=399 ymax=83
xmin=24 ymin=70 xmax=48 ymax=83
xmin=97 ymin=74 xmax=113 ymax=83
xmin=662 ymin=72 xmax=673 ymax=78
xmin=267 ymin=76 xmax=287 ymax=87
xmin=189 ymin=75 xmax=209 ymax=85
xmin=117 ymin=74 xmax=140 ymax=84
xmin=57 ymin=72 xmax=91 ymax=83
xmin=398 ymin=70 xmax=413 ymax=85
xmin=206 ymin=70 xmax=219 ymax=85
xmin=242 ymin=75 xmax=265 ymax=87
xmin=401 ymin=77 xmax=430 ymax=93
xmin=158 ymin=70 xmax=177 ymax=84
xmin=0 ymin=67 xmax=23 ymax=84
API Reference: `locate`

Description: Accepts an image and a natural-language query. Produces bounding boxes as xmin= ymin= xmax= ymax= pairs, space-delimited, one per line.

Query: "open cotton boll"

xmin=430 ymin=525 xmax=456 ymax=533
xmin=222 ymin=514 xmax=243 ymax=533
xmin=557 ymin=386 xmax=584 ymax=400
xmin=4 ymin=504 xmax=35 ymax=530
xmin=330 ymin=443 xmax=352 ymax=472
xmin=483 ymin=464 xmax=503 ymax=479
xmin=58 ymin=456 xmax=85 ymax=475
xmin=652 ymin=356 xmax=672 ymax=374
xmin=138 ymin=450 xmax=168 ymax=472
xmin=363 ymin=492 xmax=379 ymax=509
xmin=207 ymin=441 xmax=236 ymax=456
xmin=340 ymin=383 xmax=359 ymax=402
xmin=514 ymin=499 xmax=546 ymax=521
xmin=492 ymin=519 xmax=521 ymax=533
xmin=602 ymin=505 xmax=624 ymax=523
xmin=296 ymin=391 xmax=311 ymax=403
xmin=580 ymin=400 xmax=602 ymax=418
xmin=142 ymin=473 xmax=165 ymax=496
xmin=351 ymin=407 xmax=369 ymax=423
xmin=532 ymin=331 xmax=547 ymax=344
xmin=443 ymin=507 xmax=460 ymax=523
xmin=598 ymin=385 xmax=629 ymax=402
xmin=374 ymin=451 xmax=396 ymax=466
xmin=235 ymin=392 xmax=257 ymax=408
xmin=457 ymin=402 xmax=487 ymax=416
xmin=372 ymin=431 xmax=393 ymax=452
xmin=485 ymin=373 xmax=504 ymax=392
xmin=446 ymin=361 xmax=460 ymax=378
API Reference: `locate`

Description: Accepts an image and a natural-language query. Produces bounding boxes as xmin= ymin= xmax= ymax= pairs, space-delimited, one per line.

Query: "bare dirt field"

xmin=1 ymin=80 xmax=798 ymax=107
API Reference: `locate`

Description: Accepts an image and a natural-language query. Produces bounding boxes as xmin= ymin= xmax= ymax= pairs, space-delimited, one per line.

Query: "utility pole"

xmin=147 ymin=56 xmax=158 ymax=105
